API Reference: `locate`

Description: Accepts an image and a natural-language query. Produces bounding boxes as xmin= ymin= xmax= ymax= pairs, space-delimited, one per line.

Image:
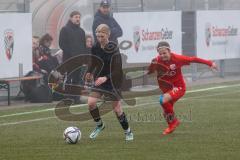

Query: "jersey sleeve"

xmin=147 ymin=58 xmax=158 ymax=74
xmin=175 ymin=54 xmax=213 ymax=67
xmin=147 ymin=58 xmax=169 ymax=75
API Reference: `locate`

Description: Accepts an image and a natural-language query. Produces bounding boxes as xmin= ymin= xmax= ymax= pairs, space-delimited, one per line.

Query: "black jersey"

xmin=89 ymin=42 xmax=123 ymax=90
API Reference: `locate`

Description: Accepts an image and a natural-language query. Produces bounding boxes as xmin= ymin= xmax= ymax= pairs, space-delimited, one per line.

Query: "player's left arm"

xmin=177 ymin=54 xmax=218 ymax=71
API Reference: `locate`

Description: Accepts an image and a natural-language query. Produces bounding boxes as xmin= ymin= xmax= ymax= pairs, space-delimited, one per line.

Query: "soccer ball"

xmin=63 ymin=127 xmax=81 ymax=144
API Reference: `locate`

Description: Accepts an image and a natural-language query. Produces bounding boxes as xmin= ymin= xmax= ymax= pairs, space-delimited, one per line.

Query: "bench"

xmin=0 ymin=75 xmax=42 ymax=106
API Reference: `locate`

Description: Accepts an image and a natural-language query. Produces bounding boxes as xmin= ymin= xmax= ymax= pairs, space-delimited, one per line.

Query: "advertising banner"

xmin=197 ymin=11 xmax=240 ymax=60
xmin=114 ymin=12 xmax=182 ymax=63
xmin=0 ymin=13 xmax=32 ymax=78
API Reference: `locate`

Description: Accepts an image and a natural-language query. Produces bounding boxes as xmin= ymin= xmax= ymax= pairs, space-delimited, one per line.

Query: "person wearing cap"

xmin=92 ymin=0 xmax=123 ymax=43
xmin=85 ymin=24 xmax=133 ymax=141
xmin=148 ymin=41 xmax=218 ymax=135
xmin=59 ymin=11 xmax=87 ymax=104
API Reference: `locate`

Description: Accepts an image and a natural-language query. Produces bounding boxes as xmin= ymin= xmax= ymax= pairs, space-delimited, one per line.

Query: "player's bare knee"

xmin=112 ymin=102 xmax=122 ymax=115
xmin=88 ymin=99 xmax=97 ymax=109
xmin=159 ymin=94 xmax=171 ymax=105
xmin=113 ymin=107 xmax=120 ymax=114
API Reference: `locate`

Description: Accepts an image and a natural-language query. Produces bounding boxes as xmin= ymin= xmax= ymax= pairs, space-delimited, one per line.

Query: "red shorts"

xmin=167 ymin=87 xmax=186 ymax=103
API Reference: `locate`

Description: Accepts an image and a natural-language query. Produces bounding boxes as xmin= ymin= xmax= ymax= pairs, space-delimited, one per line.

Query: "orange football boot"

xmin=163 ymin=119 xmax=180 ymax=135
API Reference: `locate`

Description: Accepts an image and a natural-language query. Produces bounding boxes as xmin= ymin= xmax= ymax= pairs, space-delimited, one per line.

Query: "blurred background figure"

xmin=38 ymin=33 xmax=59 ymax=84
xmin=22 ymin=35 xmax=55 ymax=103
xmin=39 ymin=33 xmax=53 ymax=57
xmin=59 ymin=11 xmax=87 ymax=104
xmin=32 ymin=36 xmax=40 ymax=52
xmin=86 ymin=34 xmax=94 ymax=54
xmin=92 ymin=0 xmax=123 ymax=44
xmin=53 ymin=49 xmax=63 ymax=64
xmin=32 ymin=36 xmax=40 ymax=72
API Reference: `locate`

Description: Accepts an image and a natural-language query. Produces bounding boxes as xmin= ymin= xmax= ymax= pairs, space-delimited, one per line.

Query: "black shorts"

xmin=94 ymin=83 xmax=122 ymax=101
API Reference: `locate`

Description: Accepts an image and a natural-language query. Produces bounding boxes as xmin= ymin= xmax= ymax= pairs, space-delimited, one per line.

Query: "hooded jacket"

xmin=92 ymin=10 xmax=123 ymax=43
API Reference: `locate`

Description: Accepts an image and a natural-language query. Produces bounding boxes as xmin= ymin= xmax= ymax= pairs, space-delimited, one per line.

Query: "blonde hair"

xmin=95 ymin=24 xmax=111 ymax=36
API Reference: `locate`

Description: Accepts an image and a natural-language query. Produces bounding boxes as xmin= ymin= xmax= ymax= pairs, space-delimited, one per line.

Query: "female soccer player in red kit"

xmin=148 ymin=41 xmax=218 ymax=135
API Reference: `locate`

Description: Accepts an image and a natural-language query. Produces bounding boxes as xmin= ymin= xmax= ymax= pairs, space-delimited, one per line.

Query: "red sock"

xmin=161 ymin=102 xmax=176 ymax=125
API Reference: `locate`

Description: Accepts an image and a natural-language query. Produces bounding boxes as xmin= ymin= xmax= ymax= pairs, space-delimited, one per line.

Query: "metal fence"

xmin=110 ymin=0 xmax=240 ymax=11
xmin=0 ymin=0 xmax=30 ymax=13
xmin=2 ymin=0 xmax=240 ymax=13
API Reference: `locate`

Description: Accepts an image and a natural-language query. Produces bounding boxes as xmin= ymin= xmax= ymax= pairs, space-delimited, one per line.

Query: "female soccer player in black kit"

xmin=85 ymin=24 xmax=133 ymax=141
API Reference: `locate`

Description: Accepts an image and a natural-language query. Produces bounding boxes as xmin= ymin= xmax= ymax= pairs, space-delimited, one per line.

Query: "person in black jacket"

xmin=59 ymin=11 xmax=87 ymax=104
xmin=85 ymin=24 xmax=133 ymax=141
xmin=92 ymin=0 xmax=123 ymax=43
xmin=59 ymin=11 xmax=86 ymax=61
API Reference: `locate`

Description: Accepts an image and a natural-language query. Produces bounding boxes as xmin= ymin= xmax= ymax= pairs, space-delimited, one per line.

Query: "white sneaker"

xmin=125 ymin=132 xmax=134 ymax=141
xmin=89 ymin=123 xmax=105 ymax=139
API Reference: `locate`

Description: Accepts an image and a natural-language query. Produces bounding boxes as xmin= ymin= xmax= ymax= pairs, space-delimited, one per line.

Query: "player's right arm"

xmin=147 ymin=58 xmax=158 ymax=75
xmin=147 ymin=58 xmax=169 ymax=76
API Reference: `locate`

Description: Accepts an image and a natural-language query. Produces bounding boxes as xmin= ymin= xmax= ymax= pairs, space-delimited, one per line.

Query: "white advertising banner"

xmin=0 ymin=13 xmax=32 ymax=78
xmin=114 ymin=12 xmax=182 ymax=63
xmin=197 ymin=11 xmax=240 ymax=60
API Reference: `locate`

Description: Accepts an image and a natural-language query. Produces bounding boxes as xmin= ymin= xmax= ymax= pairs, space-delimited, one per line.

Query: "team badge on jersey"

xmin=169 ymin=64 xmax=176 ymax=70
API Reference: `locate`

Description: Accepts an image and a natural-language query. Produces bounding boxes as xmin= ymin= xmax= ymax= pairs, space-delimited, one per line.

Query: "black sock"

xmin=89 ymin=107 xmax=103 ymax=127
xmin=117 ymin=112 xmax=130 ymax=132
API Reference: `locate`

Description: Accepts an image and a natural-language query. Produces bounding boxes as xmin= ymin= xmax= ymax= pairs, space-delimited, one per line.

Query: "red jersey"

xmin=148 ymin=52 xmax=213 ymax=93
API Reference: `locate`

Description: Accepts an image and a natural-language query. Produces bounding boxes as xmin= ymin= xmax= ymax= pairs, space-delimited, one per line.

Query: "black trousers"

xmin=66 ymin=66 xmax=86 ymax=103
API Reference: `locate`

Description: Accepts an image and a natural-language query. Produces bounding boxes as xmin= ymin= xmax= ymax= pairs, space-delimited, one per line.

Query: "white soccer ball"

xmin=63 ymin=127 xmax=81 ymax=144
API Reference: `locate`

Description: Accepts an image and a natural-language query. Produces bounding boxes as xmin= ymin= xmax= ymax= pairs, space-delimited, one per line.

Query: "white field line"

xmin=0 ymin=108 xmax=54 ymax=118
xmin=0 ymin=85 xmax=240 ymax=127
xmin=128 ymin=90 xmax=240 ymax=108
xmin=1 ymin=83 xmax=240 ymax=119
xmin=0 ymin=91 xmax=240 ymax=127
xmin=186 ymin=84 xmax=240 ymax=93
xmin=0 ymin=89 xmax=240 ymax=127
xmin=0 ymin=89 xmax=239 ymax=127
xmin=0 ymin=117 xmax=55 ymax=126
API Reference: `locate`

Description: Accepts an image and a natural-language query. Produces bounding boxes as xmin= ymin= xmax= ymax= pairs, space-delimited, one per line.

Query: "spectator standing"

xmin=92 ymin=0 xmax=123 ymax=43
xmin=59 ymin=11 xmax=87 ymax=104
